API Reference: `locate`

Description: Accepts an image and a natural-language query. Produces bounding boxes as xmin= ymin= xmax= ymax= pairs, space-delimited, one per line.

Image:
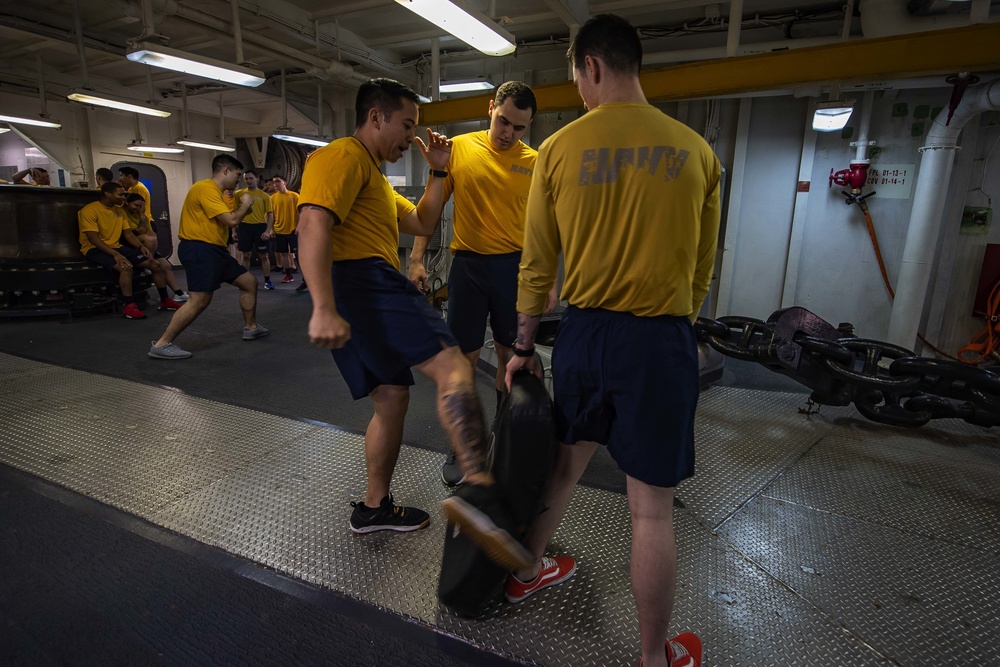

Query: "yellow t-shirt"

xmin=234 ymin=187 xmax=273 ymax=224
xmin=122 ymin=206 xmax=149 ymax=233
xmin=78 ymin=200 xmax=128 ymax=255
xmin=179 ymin=179 xmax=232 ymax=247
xmin=444 ymin=131 xmax=537 ymax=254
xmin=518 ymin=103 xmax=722 ymax=319
xmin=299 ymin=137 xmax=416 ymax=270
xmin=129 ymin=181 xmax=153 ymax=221
xmin=271 ymin=190 xmax=300 ymax=235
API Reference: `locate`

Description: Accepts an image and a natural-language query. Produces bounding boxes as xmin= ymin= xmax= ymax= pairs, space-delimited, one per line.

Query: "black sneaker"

xmin=441 ymin=450 xmax=466 ymax=487
xmin=295 ymin=280 xmax=308 ymax=293
xmin=441 ymin=484 xmax=533 ymax=572
xmin=349 ymin=494 xmax=430 ymax=534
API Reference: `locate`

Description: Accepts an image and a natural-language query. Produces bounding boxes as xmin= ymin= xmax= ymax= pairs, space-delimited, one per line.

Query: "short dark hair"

xmin=212 ymin=154 xmax=244 ymax=173
xmin=494 ymin=81 xmax=537 ymax=117
xmin=95 ymin=168 xmax=113 ymax=182
xmin=244 ymin=169 xmax=257 ymax=178
xmin=124 ymin=192 xmax=145 ymax=204
xmin=100 ymin=181 xmax=123 ymax=196
xmin=355 ymin=78 xmax=420 ymax=129
xmin=568 ymin=14 xmax=642 ymax=76
xmin=272 ymin=175 xmax=285 ymax=182
xmin=118 ymin=166 xmax=139 ymax=180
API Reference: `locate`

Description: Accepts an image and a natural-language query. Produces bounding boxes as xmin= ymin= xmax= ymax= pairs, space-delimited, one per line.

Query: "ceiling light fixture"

xmin=67 ymin=89 xmax=171 ymax=118
xmin=174 ymin=88 xmax=236 ymax=152
xmin=0 ymin=113 xmax=62 ymax=129
xmin=812 ymin=99 xmax=855 ymax=132
xmin=127 ymin=41 xmax=266 ymax=88
xmin=126 ymin=141 xmax=184 ymax=154
xmin=439 ymin=79 xmax=495 ymax=94
xmin=393 ymin=0 xmax=516 ymax=56
xmin=271 ymin=131 xmax=330 ymax=148
xmin=270 ymin=69 xmax=328 ymax=148
xmin=2 ymin=59 xmax=62 ymax=129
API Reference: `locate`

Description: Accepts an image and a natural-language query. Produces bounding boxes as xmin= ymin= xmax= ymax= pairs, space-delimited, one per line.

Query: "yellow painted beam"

xmin=419 ymin=23 xmax=1000 ymax=125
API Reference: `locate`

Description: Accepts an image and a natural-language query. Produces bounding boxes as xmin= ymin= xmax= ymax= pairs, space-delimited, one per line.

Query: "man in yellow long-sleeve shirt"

xmin=408 ymin=80 xmax=557 ymax=487
xmin=505 ymin=14 xmax=720 ymax=667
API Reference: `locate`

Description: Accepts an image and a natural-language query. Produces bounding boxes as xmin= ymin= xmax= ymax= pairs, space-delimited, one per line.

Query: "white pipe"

xmin=431 ymin=38 xmax=440 ymax=102
xmin=970 ymin=0 xmax=990 ymax=24
xmin=716 ymin=97 xmax=752 ymax=316
xmin=781 ymin=104 xmax=818 ymax=307
xmin=886 ymin=78 xmax=1000 ymax=349
xmin=230 ymin=0 xmax=244 ymax=65
xmin=726 ymin=0 xmax=744 ymax=58
xmin=643 ymin=36 xmax=845 ymax=66
xmin=860 ymin=0 xmax=997 ymax=38
xmin=842 ymin=0 xmax=855 ymax=39
xmin=854 ymin=90 xmax=874 ymax=162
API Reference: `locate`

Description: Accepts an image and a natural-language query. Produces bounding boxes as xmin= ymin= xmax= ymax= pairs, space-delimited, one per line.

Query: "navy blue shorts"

xmin=275 ymin=233 xmax=297 ymax=253
xmin=552 ymin=307 xmax=698 ymax=488
xmin=448 ymin=251 xmax=520 ymax=353
xmin=237 ymin=224 xmax=268 ymax=253
xmin=85 ymin=246 xmax=148 ymax=270
xmin=332 ymin=258 xmax=458 ymax=400
xmin=178 ymin=239 xmax=247 ymax=293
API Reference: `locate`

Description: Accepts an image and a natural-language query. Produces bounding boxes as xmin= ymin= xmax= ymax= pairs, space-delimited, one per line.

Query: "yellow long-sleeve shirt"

xmin=443 ymin=131 xmax=537 ymax=254
xmin=518 ymin=103 xmax=721 ymax=319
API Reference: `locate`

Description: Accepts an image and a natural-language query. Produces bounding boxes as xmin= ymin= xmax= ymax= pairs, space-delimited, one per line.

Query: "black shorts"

xmin=178 ymin=239 xmax=247 ymax=292
xmin=237 ymin=224 xmax=268 ymax=253
xmin=447 ymin=251 xmax=520 ymax=353
xmin=552 ymin=306 xmax=698 ymax=488
xmin=331 ymin=258 xmax=458 ymax=400
xmin=84 ymin=246 xmax=148 ymax=270
xmin=275 ymin=233 xmax=297 ymax=253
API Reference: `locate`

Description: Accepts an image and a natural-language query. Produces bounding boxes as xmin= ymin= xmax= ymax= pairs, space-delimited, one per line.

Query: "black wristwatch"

xmin=429 ymin=168 xmax=448 ymax=178
xmin=512 ymin=346 xmax=536 ymax=358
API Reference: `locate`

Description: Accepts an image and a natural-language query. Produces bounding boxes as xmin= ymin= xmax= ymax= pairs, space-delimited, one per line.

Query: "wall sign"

xmin=865 ymin=163 xmax=916 ymax=199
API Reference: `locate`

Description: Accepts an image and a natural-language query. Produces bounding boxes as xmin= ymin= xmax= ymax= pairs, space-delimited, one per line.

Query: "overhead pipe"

xmin=726 ymin=0 xmax=744 ymax=57
xmin=886 ymin=78 xmax=1000 ymax=349
xmin=860 ymin=0 xmax=997 ymax=38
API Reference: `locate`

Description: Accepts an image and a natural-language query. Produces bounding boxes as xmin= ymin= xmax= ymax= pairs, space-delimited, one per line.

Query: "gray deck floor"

xmin=1 ymin=351 xmax=997 ymax=666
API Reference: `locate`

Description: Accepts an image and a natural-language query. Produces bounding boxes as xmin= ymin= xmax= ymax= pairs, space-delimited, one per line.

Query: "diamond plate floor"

xmin=1 ymin=352 xmax=998 ymax=666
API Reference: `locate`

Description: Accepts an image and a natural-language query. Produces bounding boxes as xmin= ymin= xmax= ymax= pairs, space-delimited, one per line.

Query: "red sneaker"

xmin=158 ymin=297 xmax=183 ymax=311
xmin=281 ymin=274 xmax=295 ymax=283
xmin=504 ymin=555 xmax=576 ymax=603
xmin=667 ymin=633 xmax=702 ymax=667
xmin=637 ymin=632 xmax=702 ymax=667
xmin=122 ymin=302 xmax=146 ymax=319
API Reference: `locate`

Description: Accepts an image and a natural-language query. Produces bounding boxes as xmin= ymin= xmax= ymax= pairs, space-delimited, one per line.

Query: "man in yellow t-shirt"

xmin=12 ymin=167 xmax=50 ymax=185
xmin=79 ymin=182 xmax=178 ymax=319
xmin=408 ymin=80 xmax=558 ymax=487
xmin=118 ymin=167 xmax=153 ymax=221
xmin=235 ymin=169 xmax=276 ymax=289
xmin=270 ymin=175 xmax=300 ymax=285
xmin=505 ymin=15 xmax=720 ymax=667
xmin=297 ymin=78 xmax=532 ymax=572
xmin=149 ymin=154 xmax=269 ymax=360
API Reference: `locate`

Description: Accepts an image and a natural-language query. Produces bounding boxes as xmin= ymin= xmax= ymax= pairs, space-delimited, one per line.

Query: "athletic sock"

xmin=156 ymin=286 xmax=168 ymax=300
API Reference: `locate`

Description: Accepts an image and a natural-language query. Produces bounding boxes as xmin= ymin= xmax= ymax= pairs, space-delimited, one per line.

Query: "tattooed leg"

xmin=416 ymin=345 xmax=495 ymax=486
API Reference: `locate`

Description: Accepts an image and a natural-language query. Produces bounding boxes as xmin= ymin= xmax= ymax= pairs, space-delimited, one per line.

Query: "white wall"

xmin=717 ymin=85 xmax=1000 ymax=357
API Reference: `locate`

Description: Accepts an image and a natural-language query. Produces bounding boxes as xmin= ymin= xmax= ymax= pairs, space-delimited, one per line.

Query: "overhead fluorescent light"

xmin=393 ymin=0 xmax=516 ymax=56
xmin=271 ymin=131 xmax=329 ymax=148
xmin=0 ymin=113 xmax=62 ymax=129
xmin=812 ymin=99 xmax=855 ymax=132
xmin=126 ymin=141 xmax=184 ymax=154
xmin=176 ymin=137 xmax=236 ymax=152
xmin=0 ymin=127 xmax=8 ymax=134
xmin=416 ymin=94 xmax=432 ymax=103
xmin=439 ymin=79 xmax=495 ymax=94
xmin=67 ymin=89 xmax=171 ymax=118
xmin=127 ymin=41 xmax=266 ymax=88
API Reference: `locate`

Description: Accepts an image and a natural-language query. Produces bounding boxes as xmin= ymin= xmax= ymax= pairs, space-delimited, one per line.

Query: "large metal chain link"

xmin=695 ymin=306 xmax=1000 ymax=428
